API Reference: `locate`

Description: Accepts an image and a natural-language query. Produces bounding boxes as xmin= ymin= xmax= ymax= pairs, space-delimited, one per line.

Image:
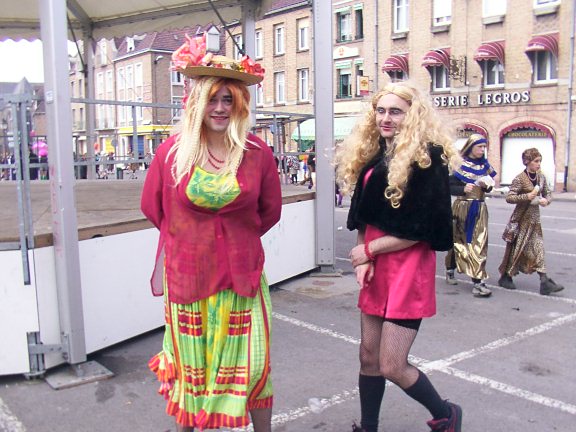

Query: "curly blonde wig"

xmin=336 ymin=81 xmax=460 ymax=208
xmin=168 ymin=77 xmax=254 ymax=188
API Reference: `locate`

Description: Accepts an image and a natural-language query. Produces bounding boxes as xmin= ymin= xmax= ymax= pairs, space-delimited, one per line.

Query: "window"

xmin=429 ymin=65 xmax=450 ymax=91
xmin=134 ymin=63 xmax=143 ymax=90
xmin=535 ymin=0 xmax=559 ymax=5
xmin=433 ymin=0 xmax=452 ymax=25
xmin=394 ymin=0 xmax=409 ymax=33
xmin=355 ymin=8 xmax=364 ymax=39
xmin=172 ymin=97 xmax=183 ymax=121
xmin=126 ymin=65 xmax=134 ymax=90
xmin=298 ymin=69 xmax=309 ymax=102
xmin=480 ymin=59 xmax=504 ymax=87
xmin=531 ymin=51 xmax=558 ymax=82
xmin=96 ymin=73 xmax=104 ymax=98
xmin=256 ymin=85 xmax=264 ymax=106
xmin=297 ymin=19 xmax=309 ymax=50
xmin=483 ymin=0 xmax=506 ymax=17
xmin=106 ymin=71 xmax=113 ymax=97
xmin=275 ymin=72 xmax=285 ymax=104
xmin=337 ymin=68 xmax=352 ymax=98
xmin=387 ymin=70 xmax=407 ymax=82
xmin=274 ymin=25 xmax=285 ymax=55
xmin=255 ymin=30 xmax=263 ymax=59
xmin=117 ymin=68 xmax=125 ymax=94
xmin=233 ymin=34 xmax=243 ymax=60
xmin=337 ymin=11 xmax=352 ymax=42
xmin=99 ymin=40 xmax=107 ymax=65
xmin=171 ymin=70 xmax=184 ymax=85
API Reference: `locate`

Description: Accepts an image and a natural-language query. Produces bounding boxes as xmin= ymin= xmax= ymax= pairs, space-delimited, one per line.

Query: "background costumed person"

xmin=141 ymin=34 xmax=281 ymax=431
xmin=498 ymin=147 xmax=564 ymax=296
xmin=337 ymin=81 xmax=463 ymax=432
xmin=444 ymin=134 xmax=496 ymax=297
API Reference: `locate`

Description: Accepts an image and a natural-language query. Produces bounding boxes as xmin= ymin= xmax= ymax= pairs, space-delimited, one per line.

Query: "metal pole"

xmin=564 ymin=0 xmax=576 ymax=191
xmin=312 ymin=0 xmax=336 ymax=272
xmin=40 ymin=0 xmax=87 ymax=364
xmin=243 ymin=0 xmax=257 ymax=125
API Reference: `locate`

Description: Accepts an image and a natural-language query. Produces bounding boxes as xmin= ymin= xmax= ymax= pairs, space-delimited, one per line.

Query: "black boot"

xmin=498 ymin=274 xmax=516 ymax=290
xmin=540 ymin=277 xmax=564 ymax=295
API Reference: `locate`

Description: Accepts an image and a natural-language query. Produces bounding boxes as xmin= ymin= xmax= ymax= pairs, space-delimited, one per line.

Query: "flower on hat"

xmin=171 ymin=33 xmax=265 ymax=81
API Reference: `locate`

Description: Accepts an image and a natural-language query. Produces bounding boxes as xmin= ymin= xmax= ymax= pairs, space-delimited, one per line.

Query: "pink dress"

xmin=359 ymin=225 xmax=436 ymax=319
xmin=357 ymin=168 xmax=437 ymax=319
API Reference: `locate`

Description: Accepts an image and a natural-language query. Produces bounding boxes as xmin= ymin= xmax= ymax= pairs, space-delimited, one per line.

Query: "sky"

xmin=0 ymin=39 xmax=79 ymax=83
xmin=0 ymin=40 xmax=45 ymax=83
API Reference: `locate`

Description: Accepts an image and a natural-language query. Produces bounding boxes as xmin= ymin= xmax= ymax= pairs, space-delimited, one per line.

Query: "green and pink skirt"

xmin=149 ymin=274 xmax=273 ymax=430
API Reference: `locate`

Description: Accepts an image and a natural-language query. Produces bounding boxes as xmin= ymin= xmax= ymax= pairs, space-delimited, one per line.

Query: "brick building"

xmin=228 ymin=0 xmax=575 ymax=191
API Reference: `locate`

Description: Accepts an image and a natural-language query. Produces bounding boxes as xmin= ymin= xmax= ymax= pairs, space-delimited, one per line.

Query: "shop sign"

xmin=433 ymin=90 xmax=531 ymax=108
xmin=505 ymin=130 xmax=548 ymax=138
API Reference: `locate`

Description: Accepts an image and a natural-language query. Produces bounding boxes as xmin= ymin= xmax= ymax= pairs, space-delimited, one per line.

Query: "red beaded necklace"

xmin=206 ymin=147 xmax=225 ymax=170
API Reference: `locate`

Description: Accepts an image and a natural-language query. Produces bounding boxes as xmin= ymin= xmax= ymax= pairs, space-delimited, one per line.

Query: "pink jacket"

xmin=141 ymin=134 xmax=282 ymax=304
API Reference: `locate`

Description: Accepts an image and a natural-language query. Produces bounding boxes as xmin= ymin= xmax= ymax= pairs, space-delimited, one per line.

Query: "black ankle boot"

xmin=498 ymin=274 xmax=516 ymax=290
xmin=540 ymin=277 xmax=564 ymax=295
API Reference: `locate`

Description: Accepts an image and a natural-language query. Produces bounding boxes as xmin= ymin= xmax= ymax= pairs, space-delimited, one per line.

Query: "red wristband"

xmin=364 ymin=242 xmax=375 ymax=262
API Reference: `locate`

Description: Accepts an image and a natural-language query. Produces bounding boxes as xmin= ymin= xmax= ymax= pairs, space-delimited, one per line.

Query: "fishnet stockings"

xmin=359 ymin=314 xmax=419 ymax=389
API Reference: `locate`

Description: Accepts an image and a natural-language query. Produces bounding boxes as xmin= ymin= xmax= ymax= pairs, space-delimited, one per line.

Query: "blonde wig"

xmin=336 ymin=81 xmax=460 ymax=208
xmin=168 ymin=77 xmax=254 ymax=188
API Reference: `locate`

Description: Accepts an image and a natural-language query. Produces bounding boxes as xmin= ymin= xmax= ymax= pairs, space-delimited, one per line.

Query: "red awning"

xmin=382 ymin=54 xmax=409 ymax=74
xmin=421 ymin=48 xmax=451 ymax=69
xmin=464 ymin=123 xmax=488 ymax=138
xmin=525 ymin=33 xmax=559 ymax=58
xmin=474 ymin=41 xmax=505 ymax=64
xmin=499 ymin=121 xmax=555 ymax=141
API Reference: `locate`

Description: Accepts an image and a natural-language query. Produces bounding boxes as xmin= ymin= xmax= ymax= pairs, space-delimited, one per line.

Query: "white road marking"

xmin=259 ymin=310 xmax=576 ymax=430
xmin=0 ymin=397 xmax=26 ymax=432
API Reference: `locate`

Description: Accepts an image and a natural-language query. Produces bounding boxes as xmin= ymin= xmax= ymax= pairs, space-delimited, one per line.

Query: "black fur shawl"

xmin=347 ymin=143 xmax=453 ymax=251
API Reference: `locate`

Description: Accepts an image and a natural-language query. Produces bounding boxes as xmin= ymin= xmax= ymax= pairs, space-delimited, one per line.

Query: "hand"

xmin=349 ymin=243 xmax=371 ymax=267
xmin=354 ymin=262 xmax=374 ymax=287
xmin=539 ymin=198 xmax=549 ymax=207
xmin=527 ymin=189 xmax=538 ymax=200
xmin=464 ymin=183 xmax=474 ymax=193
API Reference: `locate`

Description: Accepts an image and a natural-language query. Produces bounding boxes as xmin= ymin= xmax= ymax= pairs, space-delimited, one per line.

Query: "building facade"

xmin=228 ymin=0 xmax=575 ymax=191
xmin=68 ymin=0 xmax=574 ymax=191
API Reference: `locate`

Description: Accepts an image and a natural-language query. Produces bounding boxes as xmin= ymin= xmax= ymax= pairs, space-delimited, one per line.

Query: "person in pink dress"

xmin=336 ymin=81 xmax=462 ymax=432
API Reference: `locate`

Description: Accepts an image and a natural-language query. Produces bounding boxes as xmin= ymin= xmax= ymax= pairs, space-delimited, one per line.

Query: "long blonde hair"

xmin=336 ymin=81 xmax=460 ymax=208
xmin=168 ymin=77 xmax=253 ymax=187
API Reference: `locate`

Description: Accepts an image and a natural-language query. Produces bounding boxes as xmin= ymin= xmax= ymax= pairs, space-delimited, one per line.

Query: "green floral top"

xmin=185 ymin=166 xmax=240 ymax=211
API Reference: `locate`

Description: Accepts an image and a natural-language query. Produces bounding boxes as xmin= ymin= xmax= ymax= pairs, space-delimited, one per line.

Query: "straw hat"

xmin=172 ymin=34 xmax=264 ymax=86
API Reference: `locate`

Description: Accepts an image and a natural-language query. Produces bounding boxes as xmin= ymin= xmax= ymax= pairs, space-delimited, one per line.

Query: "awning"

xmin=382 ymin=54 xmax=409 ymax=74
xmin=474 ymin=41 xmax=505 ymax=64
xmin=499 ymin=121 xmax=555 ymax=141
xmin=421 ymin=48 xmax=451 ymax=69
xmin=291 ymin=116 xmax=361 ymax=142
xmin=463 ymin=123 xmax=488 ymax=137
xmin=525 ymin=33 xmax=559 ymax=58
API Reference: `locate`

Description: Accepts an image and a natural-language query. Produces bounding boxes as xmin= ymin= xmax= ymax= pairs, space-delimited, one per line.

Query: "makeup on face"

xmin=375 ymin=93 xmax=410 ymax=141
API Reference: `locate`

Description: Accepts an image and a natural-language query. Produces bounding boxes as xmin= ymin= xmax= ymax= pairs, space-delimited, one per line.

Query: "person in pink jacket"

xmin=141 ymin=34 xmax=281 ymax=432
xmin=336 ymin=81 xmax=462 ymax=432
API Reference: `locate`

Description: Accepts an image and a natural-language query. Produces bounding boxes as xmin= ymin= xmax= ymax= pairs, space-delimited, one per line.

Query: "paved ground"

xmin=0 ymin=179 xmax=574 ymax=432
xmin=1 ymin=265 xmax=575 ymax=432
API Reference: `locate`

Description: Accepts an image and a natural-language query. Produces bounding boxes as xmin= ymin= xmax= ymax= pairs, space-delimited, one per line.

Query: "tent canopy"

xmin=0 ymin=0 xmax=274 ymax=41
xmin=291 ymin=116 xmax=361 ymax=142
